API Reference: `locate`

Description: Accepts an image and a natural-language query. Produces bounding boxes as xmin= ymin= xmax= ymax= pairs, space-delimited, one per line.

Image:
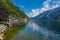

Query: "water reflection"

xmin=11 ymin=21 xmax=60 ymax=40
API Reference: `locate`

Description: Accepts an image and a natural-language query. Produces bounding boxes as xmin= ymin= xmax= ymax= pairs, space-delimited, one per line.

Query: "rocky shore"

xmin=0 ymin=24 xmax=7 ymax=40
xmin=0 ymin=17 xmax=28 ymax=40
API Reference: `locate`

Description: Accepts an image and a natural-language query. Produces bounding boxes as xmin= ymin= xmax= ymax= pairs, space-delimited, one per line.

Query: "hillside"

xmin=0 ymin=0 xmax=28 ymax=18
xmin=0 ymin=0 xmax=28 ymax=40
xmin=32 ymin=7 xmax=60 ymax=21
xmin=31 ymin=7 xmax=60 ymax=34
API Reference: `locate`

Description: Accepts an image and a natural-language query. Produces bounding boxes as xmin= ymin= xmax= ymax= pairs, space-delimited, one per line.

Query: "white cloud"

xmin=28 ymin=0 xmax=60 ymax=17
xmin=18 ymin=4 xmax=25 ymax=9
xmin=27 ymin=9 xmax=40 ymax=17
xmin=11 ymin=0 xmax=25 ymax=9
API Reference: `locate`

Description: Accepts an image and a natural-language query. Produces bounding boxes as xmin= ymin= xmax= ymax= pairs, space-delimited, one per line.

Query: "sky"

xmin=10 ymin=0 xmax=60 ymax=17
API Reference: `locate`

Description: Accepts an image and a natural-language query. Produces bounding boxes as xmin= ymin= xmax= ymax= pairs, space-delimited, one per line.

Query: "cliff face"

xmin=0 ymin=3 xmax=9 ymax=22
xmin=0 ymin=0 xmax=28 ymax=18
xmin=0 ymin=0 xmax=28 ymax=26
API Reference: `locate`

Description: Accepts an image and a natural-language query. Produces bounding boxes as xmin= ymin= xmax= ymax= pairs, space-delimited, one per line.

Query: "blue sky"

xmin=10 ymin=0 xmax=45 ymax=13
xmin=10 ymin=0 xmax=60 ymax=17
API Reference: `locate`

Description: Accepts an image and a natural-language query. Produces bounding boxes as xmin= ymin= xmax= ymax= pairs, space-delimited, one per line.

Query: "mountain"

xmin=32 ymin=7 xmax=60 ymax=33
xmin=0 ymin=0 xmax=28 ymax=18
xmin=0 ymin=0 xmax=28 ymax=25
xmin=32 ymin=7 xmax=60 ymax=20
xmin=0 ymin=3 xmax=9 ymax=22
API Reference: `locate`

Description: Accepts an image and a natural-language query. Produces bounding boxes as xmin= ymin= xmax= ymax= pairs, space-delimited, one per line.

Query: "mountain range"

xmin=31 ymin=7 xmax=60 ymax=33
xmin=32 ymin=7 xmax=60 ymax=21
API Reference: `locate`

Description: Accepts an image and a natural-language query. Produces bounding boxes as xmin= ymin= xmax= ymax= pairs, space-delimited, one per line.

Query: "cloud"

xmin=27 ymin=9 xmax=40 ymax=17
xmin=28 ymin=0 xmax=60 ymax=17
xmin=18 ymin=4 xmax=25 ymax=9
xmin=11 ymin=0 xmax=25 ymax=9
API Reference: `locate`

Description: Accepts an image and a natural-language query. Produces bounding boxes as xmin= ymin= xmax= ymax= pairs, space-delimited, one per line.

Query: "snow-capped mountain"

xmin=32 ymin=7 xmax=60 ymax=20
xmin=28 ymin=0 xmax=60 ymax=17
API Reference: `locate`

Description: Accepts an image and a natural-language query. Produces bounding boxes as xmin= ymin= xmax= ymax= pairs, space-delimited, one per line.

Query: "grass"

xmin=0 ymin=0 xmax=28 ymax=40
xmin=0 ymin=0 xmax=27 ymax=18
xmin=3 ymin=25 xmax=24 ymax=40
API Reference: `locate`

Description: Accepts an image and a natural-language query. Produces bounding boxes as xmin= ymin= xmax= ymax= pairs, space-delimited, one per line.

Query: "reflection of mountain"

xmin=31 ymin=7 xmax=60 ymax=34
xmin=34 ymin=20 xmax=60 ymax=34
xmin=32 ymin=7 xmax=60 ymax=20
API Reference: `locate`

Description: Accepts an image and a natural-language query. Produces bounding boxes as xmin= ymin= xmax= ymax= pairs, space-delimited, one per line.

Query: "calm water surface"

xmin=9 ymin=0 xmax=60 ymax=40
xmin=11 ymin=20 xmax=60 ymax=40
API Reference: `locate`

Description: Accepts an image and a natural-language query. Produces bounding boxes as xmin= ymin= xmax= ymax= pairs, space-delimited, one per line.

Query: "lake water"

xmin=9 ymin=0 xmax=60 ymax=40
xmin=11 ymin=20 xmax=60 ymax=40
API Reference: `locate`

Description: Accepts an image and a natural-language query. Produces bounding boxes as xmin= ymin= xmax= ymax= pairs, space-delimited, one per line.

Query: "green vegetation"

xmin=54 ymin=19 xmax=60 ymax=25
xmin=0 ymin=0 xmax=28 ymax=40
xmin=0 ymin=0 xmax=27 ymax=18
xmin=3 ymin=26 xmax=24 ymax=40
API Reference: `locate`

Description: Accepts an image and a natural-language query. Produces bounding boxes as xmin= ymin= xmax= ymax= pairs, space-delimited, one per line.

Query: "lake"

xmin=9 ymin=0 xmax=60 ymax=40
xmin=11 ymin=20 xmax=60 ymax=40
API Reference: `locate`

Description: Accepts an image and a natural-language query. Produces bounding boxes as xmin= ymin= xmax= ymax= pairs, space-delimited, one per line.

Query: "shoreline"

xmin=0 ymin=24 xmax=7 ymax=40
